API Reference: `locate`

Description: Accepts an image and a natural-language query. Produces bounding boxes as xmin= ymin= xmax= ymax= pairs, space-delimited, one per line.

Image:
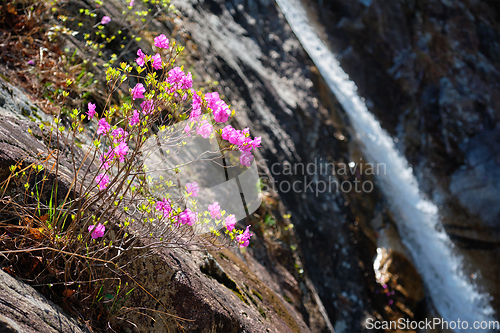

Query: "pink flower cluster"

xmin=221 ymin=125 xmax=261 ymax=167
xmin=183 ymin=92 xmax=203 ymax=137
xmin=96 ymin=174 xmax=109 ymax=190
xmin=87 ymin=102 xmax=96 ymax=120
xmin=151 ymin=53 xmax=162 ymax=70
xmin=225 ymin=214 xmax=236 ymax=231
xmin=197 ymin=120 xmax=213 ymax=139
xmin=154 ymin=34 xmax=169 ymax=49
xmin=140 ymin=100 xmax=154 ymax=114
xmin=94 ymin=119 xmax=130 ymax=196
xmin=190 ymin=92 xmax=202 ymax=122
xmin=208 ymin=202 xmax=221 ymax=219
xmin=185 ymin=182 xmax=199 ymax=197
xmin=135 ymin=45 xmax=165 ymax=70
xmin=155 ymin=198 xmax=172 ymax=217
xmin=112 ymin=142 xmax=129 ymax=162
xmin=111 ymin=128 xmax=128 ymax=144
xmin=136 ymin=49 xmax=146 ymax=67
xmin=166 ymin=67 xmax=193 ymax=93
xmin=98 ymin=129 xmax=129 ymax=170
xmin=179 ymin=208 xmax=197 ymax=226
xmin=129 ymin=110 xmax=140 ymax=126
xmin=236 ymin=226 xmax=252 ymax=247
xmin=131 ymin=83 xmax=145 ymax=100
xmin=97 ymin=118 xmax=111 ymax=135
xmin=205 ymin=92 xmax=230 ymax=123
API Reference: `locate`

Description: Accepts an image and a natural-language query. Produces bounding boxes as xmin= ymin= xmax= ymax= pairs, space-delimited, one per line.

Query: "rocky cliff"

xmin=303 ymin=0 xmax=500 ymax=315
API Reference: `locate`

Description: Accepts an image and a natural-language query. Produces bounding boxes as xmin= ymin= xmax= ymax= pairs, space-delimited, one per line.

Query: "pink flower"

xmin=240 ymin=151 xmax=253 ymax=167
xmin=189 ymin=107 xmax=201 ymax=122
xmin=97 ymin=118 xmax=111 ymax=135
xmin=239 ymin=138 xmax=253 ymax=152
xmin=221 ymin=125 xmax=235 ymax=141
xmin=167 ymin=67 xmax=184 ymax=85
xmin=192 ymin=91 xmax=202 ymax=110
xmin=101 ymin=16 xmax=111 ymax=25
xmin=28 ymin=60 xmax=35 ymax=66
xmin=129 ymin=0 xmax=134 ymax=6
xmin=229 ymin=130 xmax=246 ymax=146
xmin=111 ymin=128 xmax=128 ymax=144
xmin=151 ymin=53 xmax=162 ymax=70
xmin=242 ymin=128 xmax=250 ymax=135
xmin=181 ymin=72 xmax=193 ymax=90
xmin=129 ymin=109 xmax=140 ymax=126
xmin=225 ymin=214 xmax=236 ymax=231
xmin=171 ymin=215 xmax=179 ymax=226
xmin=212 ymin=100 xmax=230 ymax=123
xmin=205 ymin=92 xmax=230 ymax=123
xmin=96 ymin=173 xmax=109 ymax=190
xmin=197 ymin=120 xmax=213 ymax=139
xmin=236 ymin=226 xmax=252 ymax=247
xmin=179 ymin=208 xmax=197 ymax=226
xmin=204 ymin=92 xmax=219 ymax=105
xmin=136 ymin=49 xmax=145 ymax=67
xmin=185 ymin=182 xmax=199 ymax=197
xmin=140 ymin=100 xmax=154 ymax=114
xmin=240 ymin=136 xmax=262 ymax=152
xmin=155 ymin=198 xmax=172 ymax=216
xmin=112 ymin=142 xmax=129 ymax=162
xmin=166 ymin=67 xmax=193 ymax=91
xmin=189 ymin=93 xmax=202 ymax=121
xmin=88 ymin=223 xmax=105 ymax=239
xmin=87 ymin=102 xmax=96 ymax=120
xmin=131 ymin=83 xmax=145 ymax=100
xmin=154 ymin=34 xmax=169 ymax=49
xmin=208 ymin=202 xmax=222 ymax=219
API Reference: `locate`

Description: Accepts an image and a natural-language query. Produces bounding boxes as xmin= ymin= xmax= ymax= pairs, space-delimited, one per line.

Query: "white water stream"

xmin=276 ymin=0 xmax=495 ymax=331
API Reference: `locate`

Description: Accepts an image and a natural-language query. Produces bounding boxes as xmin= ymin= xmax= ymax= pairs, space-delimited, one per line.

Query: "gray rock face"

xmin=450 ymin=126 xmax=500 ymax=227
xmin=0 ymin=79 xmax=51 ymax=122
xmin=304 ymin=0 xmax=500 ymax=316
xmin=0 ymin=269 xmax=90 ymax=333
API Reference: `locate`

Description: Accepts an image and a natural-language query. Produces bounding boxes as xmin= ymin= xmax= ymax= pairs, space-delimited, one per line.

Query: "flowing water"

xmin=275 ymin=0 xmax=495 ymax=330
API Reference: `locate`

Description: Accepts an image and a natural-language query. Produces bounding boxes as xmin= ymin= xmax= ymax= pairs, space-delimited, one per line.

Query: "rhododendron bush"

xmin=0 ymin=0 xmax=267 ymax=329
xmin=75 ymin=35 xmax=260 ymax=248
xmin=0 ymin=33 xmax=261 ymax=330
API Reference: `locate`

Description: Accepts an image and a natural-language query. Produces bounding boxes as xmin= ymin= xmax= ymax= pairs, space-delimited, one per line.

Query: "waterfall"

xmin=275 ymin=0 xmax=495 ymax=331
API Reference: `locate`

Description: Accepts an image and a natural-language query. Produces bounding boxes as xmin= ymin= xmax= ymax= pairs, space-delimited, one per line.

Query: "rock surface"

xmin=0 ymin=269 xmax=90 ymax=333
